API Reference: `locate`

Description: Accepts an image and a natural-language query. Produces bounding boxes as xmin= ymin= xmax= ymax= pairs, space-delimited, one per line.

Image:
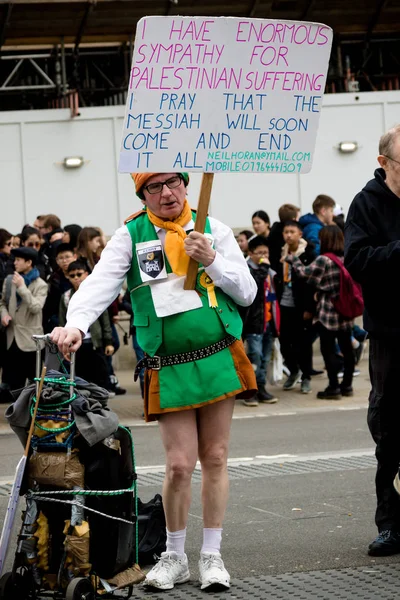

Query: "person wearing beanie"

xmin=51 ymin=171 xmax=257 ymax=592
xmin=0 ymin=246 xmax=48 ymax=391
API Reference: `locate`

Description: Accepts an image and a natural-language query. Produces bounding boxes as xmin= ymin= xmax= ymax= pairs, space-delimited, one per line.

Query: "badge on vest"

xmin=136 ymin=240 xmax=168 ymax=282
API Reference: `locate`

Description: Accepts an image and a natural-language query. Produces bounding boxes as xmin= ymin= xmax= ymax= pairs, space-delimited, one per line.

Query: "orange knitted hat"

xmin=131 ymin=172 xmax=190 ymax=199
xmin=131 ymin=173 xmax=158 ymax=199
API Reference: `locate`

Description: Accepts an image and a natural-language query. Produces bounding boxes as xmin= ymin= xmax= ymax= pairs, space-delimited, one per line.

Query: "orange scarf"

xmin=147 ymin=200 xmax=192 ymax=276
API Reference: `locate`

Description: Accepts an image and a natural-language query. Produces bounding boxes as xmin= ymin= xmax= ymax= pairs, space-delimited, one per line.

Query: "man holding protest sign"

xmin=51 ymin=170 xmax=257 ymax=591
xmin=52 ymin=13 xmax=333 ymax=591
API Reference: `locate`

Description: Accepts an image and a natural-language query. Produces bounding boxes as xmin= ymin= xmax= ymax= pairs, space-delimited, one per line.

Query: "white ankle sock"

xmin=201 ymin=527 xmax=223 ymax=554
xmin=166 ymin=528 xmax=187 ymax=555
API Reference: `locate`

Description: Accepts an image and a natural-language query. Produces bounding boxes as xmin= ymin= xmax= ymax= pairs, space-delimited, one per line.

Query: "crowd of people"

xmin=236 ymin=195 xmax=366 ymax=405
xmin=0 ymin=196 xmax=366 ymax=406
xmin=0 ymin=215 xmax=129 ymax=400
xmin=2 ymin=123 xmax=400 ymax=588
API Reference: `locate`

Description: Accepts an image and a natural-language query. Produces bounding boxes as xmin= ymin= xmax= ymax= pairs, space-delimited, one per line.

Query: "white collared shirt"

xmin=66 ymin=216 xmax=257 ymax=334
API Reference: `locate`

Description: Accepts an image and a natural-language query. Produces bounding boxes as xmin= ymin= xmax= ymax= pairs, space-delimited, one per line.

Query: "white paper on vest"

xmin=150 ymin=273 xmax=202 ymax=318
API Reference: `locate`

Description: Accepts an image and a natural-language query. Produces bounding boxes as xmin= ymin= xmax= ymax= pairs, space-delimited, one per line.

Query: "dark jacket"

xmin=59 ymin=289 xmax=113 ymax=349
xmin=275 ymin=243 xmax=317 ymax=314
xmin=344 ymin=168 xmax=400 ymax=337
xmin=41 ymin=229 xmax=64 ymax=274
xmin=42 ymin=269 xmax=72 ymax=332
xmin=299 ymin=213 xmax=324 ymax=255
xmin=268 ymin=221 xmax=284 ymax=273
xmin=242 ymin=259 xmax=279 ymax=336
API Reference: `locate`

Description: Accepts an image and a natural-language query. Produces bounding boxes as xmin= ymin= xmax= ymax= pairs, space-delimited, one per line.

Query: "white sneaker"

xmin=144 ymin=551 xmax=190 ymax=590
xmin=199 ymin=552 xmax=230 ymax=591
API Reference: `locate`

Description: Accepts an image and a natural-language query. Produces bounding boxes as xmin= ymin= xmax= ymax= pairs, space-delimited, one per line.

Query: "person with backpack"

xmin=285 ymin=225 xmax=357 ymax=400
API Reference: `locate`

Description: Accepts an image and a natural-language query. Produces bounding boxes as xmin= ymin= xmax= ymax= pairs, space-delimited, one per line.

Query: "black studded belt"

xmin=134 ymin=334 xmax=237 ymax=381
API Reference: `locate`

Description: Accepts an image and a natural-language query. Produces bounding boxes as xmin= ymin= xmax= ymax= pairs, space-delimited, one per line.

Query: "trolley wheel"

xmin=0 ymin=571 xmax=30 ymax=600
xmin=65 ymin=577 xmax=95 ymax=600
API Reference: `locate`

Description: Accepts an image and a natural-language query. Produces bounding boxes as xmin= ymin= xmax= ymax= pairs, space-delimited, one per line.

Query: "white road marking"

xmin=0 ymin=448 xmax=375 ymax=483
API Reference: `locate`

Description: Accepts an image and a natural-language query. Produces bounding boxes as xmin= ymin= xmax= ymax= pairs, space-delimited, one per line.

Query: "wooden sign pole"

xmin=184 ymin=172 xmax=214 ymax=290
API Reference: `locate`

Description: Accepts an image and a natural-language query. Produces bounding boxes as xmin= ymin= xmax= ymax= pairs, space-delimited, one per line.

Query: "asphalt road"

xmin=0 ymin=409 xmax=400 ymax=600
xmin=2 ymin=407 xmax=399 ymax=598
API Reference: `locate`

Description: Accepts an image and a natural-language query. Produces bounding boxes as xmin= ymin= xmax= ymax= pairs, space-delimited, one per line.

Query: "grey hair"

xmin=379 ymin=125 xmax=400 ymax=157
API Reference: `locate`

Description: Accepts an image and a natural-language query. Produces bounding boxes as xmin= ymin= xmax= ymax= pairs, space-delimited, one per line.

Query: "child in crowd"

xmin=299 ymin=195 xmax=335 ymax=255
xmin=252 ymin=210 xmax=271 ymax=237
xmin=242 ymin=235 xmax=279 ymax=406
xmin=268 ymin=203 xmax=301 ymax=272
xmin=287 ymin=225 xmax=355 ymax=400
xmin=0 ymin=247 xmax=48 ymax=391
xmin=76 ymin=227 xmax=102 ymax=272
xmin=237 ymin=230 xmax=254 ymax=257
xmin=43 ymin=243 xmax=76 ymax=332
xmin=276 ymin=221 xmax=317 ymax=394
xmin=62 ymin=224 xmax=82 ymax=251
xmin=59 ymin=260 xmax=114 ymax=392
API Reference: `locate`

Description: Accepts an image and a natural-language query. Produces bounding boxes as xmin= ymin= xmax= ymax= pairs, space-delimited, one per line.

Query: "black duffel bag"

xmin=137 ymin=494 xmax=166 ymax=565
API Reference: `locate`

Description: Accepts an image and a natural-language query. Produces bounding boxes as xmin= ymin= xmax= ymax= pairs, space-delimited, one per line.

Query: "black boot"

xmin=368 ymin=530 xmax=400 ymax=556
xmin=257 ymin=384 xmax=277 ymax=404
xmin=317 ymin=387 xmax=342 ymax=400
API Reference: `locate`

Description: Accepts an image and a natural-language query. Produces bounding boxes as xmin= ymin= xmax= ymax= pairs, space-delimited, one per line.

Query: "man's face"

xmin=283 ymin=225 xmax=302 ymax=247
xmin=142 ymin=173 xmax=187 ymax=220
xmin=14 ymin=257 xmax=32 ymax=274
xmin=68 ymin=269 xmax=88 ymax=290
xmin=379 ymin=137 xmax=400 ymax=191
xmin=57 ymin=251 xmax=76 ymax=273
xmin=33 ymin=217 xmax=44 ymax=230
xmin=248 ymin=244 xmax=269 ymax=265
xmin=320 ymin=206 xmax=334 ymax=225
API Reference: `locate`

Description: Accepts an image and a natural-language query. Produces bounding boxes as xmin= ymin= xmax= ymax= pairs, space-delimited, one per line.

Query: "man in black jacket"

xmin=345 ymin=125 xmax=400 ymax=557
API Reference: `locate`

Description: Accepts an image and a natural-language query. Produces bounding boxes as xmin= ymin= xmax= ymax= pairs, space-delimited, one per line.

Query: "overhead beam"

xmin=0 ymin=2 xmax=13 ymax=51
xmin=74 ymin=0 xmax=96 ymax=52
xmin=249 ymin=0 xmax=260 ymax=18
xmin=366 ymin=0 xmax=388 ymax=39
xmin=301 ymin=0 xmax=315 ymax=21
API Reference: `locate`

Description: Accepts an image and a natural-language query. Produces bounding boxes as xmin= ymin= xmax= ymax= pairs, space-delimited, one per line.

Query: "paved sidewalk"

xmin=0 ymin=353 xmax=370 ymax=434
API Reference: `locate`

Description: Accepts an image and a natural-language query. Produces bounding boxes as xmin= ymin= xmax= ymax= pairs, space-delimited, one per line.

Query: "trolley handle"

xmin=32 ymin=334 xmax=76 ymax=397
xmin=32 ymin=334 xmax=76 ymax=356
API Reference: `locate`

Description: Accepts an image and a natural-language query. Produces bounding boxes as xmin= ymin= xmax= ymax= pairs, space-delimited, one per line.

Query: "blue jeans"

xmin=245 ymin=325 xmax=274 ymax=387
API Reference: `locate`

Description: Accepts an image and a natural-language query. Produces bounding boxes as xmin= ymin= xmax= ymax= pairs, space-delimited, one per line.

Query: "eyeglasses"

xmin=383 ymin=155 xmax=400 ymax=166
xmin=69 ymin=272 xmax=85 ymax=279
xmin=143 ymin=175 xmax=182 ymax=195
xmin=27 ymin=242 xmax=40 ymax=248
xmin=57 ymin=255 xmax=73 ymax=261
xmin=253 ymin=250 xmax=269 ymax=257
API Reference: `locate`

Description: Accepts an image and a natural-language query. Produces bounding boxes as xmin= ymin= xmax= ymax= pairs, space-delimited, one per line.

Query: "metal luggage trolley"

xmin=0 ymin=335 xmax=142 ymax=600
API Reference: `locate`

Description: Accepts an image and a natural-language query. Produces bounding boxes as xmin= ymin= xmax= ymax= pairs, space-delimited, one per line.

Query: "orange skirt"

xmin=144 ymin=339 xmax=257 ymax=422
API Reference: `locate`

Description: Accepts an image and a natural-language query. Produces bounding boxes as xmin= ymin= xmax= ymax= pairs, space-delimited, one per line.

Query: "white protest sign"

xmin=119 ymin=16 xmax=333 ymax=175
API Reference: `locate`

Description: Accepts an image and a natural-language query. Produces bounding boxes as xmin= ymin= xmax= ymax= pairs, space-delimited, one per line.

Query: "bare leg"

xmin=197 ymin=397 xmax=235 ymax=528
xmin=158 ymin=410 xmax=198 ymax=531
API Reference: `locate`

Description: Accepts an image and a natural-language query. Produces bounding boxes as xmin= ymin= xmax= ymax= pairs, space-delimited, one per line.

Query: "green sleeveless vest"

xmin=125 ymin=210 xmax=243 ymax=357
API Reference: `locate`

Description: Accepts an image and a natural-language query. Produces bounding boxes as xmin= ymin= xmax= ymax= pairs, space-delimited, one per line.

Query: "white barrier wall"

xmin=1 ymin=90 xmax=400 ymax=235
